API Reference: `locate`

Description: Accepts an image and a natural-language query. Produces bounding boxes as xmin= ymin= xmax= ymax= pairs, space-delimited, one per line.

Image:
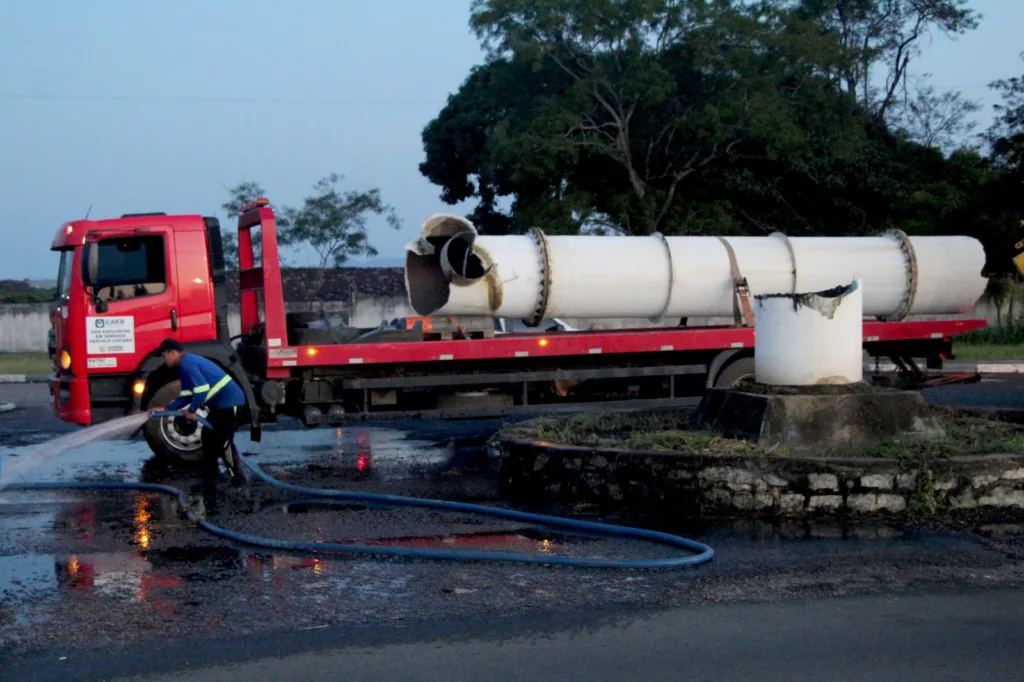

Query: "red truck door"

xmin=82 ymin=228 xmax=181 ymax=374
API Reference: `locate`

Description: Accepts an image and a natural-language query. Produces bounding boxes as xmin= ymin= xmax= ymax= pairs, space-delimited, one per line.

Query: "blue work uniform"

xmin=165 ymin=353 xmax=246 ymax=414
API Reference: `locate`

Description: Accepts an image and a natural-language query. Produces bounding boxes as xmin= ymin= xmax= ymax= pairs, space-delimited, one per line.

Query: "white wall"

xmin=0 ymin=304 xmax=52 ymax=352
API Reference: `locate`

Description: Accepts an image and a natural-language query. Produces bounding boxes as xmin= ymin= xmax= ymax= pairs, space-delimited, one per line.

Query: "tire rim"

xmin=159 ymin=415 xmax=202 ymax=452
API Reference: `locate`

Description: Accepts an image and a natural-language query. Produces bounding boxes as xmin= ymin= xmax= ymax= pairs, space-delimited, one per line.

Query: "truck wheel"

xmin=714 ymin=356 xmax=755 ymax=388
xmin=143 ymin=380 xmax=204 ymax=468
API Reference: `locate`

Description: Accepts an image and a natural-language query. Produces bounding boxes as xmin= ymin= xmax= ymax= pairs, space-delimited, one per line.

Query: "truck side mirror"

xmin=80 ymin=242 xmax=108 ymax=313
xmin=82 ymin=242 xmax=98 ymax=287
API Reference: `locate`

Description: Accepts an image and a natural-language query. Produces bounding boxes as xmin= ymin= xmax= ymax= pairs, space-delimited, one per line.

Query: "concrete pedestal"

xmin=693 ymin=384 xmax=944 ymax=454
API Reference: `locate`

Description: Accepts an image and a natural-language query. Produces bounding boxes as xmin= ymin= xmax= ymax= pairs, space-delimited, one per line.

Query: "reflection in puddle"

xmin=361 ymin=529 xmax=557 ymax=553
xmin=714 ymin=518 xmax=906 ymax=541
xmin=291 ymin=427 xmax=456 ymax=482
xmin=58 ymin=551 xmax=170 ymax=602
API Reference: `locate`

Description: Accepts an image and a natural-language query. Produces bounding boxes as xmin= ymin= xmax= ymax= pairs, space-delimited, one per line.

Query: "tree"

xmin=794 ymin=0 xmax=980 ymax=123
xmin=424 ymin=0 xmax=873 ymax=236
xmin=276 ymin=173 xmax=402 ymax=301
xmin=218 ymin=180 xmax=268 ymax=269
xmin=974 ymin=54 xmax=1024 ymax=275
xmin=891 ymin=74 xmax=980 ymax=154
xmin=421 ymin=55 xmax=595 ymax=235
xmin=987 ymin=54 xmax=1024 ymax=172
xmin=422 ymin=0 xmax=1011 ymax=271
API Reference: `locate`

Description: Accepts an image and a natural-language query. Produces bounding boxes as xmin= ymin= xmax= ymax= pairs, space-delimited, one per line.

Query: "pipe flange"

xmin=525 ymin=227 xmax=551 ymax=327
xmin=649 ymin=232 xmax=675 ymax=323
xmin=770 ymin=231 xmax=798 ymax=294
xmin=878 ymin=229 xmax=918 ymax=321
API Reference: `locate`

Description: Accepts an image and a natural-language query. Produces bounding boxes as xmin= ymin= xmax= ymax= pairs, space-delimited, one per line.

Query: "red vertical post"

xmin=255 ymin=206 xmax=288 ymax=349
xmin=237 ymin=211 xmax=258 ymax=335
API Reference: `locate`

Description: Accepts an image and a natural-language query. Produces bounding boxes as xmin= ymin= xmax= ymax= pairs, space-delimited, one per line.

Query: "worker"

xmin=150 ymin=338 xmax=247 ymax=492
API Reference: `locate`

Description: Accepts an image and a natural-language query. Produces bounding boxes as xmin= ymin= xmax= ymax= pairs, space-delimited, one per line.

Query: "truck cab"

xmin=49 ymin=211 xmax=235 ymax=462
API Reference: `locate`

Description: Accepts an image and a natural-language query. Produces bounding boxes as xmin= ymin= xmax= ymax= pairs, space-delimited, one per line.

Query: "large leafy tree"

xmin=424 ymin=0 xmax=876 ymax=236
xmin=421 ymin=0 xmax=1019 ymax=274
xmin=428 ymin=0 xmax=884 ymax=236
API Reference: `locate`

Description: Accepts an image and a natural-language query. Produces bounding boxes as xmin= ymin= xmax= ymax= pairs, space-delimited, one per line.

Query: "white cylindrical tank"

xmin=403 ymin=214 xmax=987 ymax=323
xmin=754 ymin=280 xmax=865 ymax=386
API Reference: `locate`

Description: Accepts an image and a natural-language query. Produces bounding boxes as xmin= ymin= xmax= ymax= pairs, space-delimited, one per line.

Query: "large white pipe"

xmin=754 ymin=280 xmax=864 ymax=386
xmin=404 ymin=214 xmax=987 ymax=323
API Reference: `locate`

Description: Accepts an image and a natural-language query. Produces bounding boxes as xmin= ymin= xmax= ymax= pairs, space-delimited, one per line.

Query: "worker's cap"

xmin=157 ymin=338 xmax=184 ymax=354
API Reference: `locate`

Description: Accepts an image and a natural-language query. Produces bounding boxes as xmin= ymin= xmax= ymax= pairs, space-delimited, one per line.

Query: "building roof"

xmin=225 ymin=267 xmax=406 ymax=303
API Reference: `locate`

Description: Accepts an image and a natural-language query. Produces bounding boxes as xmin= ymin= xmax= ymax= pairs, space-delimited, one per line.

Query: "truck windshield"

xmin=55 ymin=248 xmax=74 ymax=299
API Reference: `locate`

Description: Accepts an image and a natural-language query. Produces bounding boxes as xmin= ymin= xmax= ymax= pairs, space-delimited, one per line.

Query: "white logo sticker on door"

xmin=86 ymin=316 xmax=136 ymax=354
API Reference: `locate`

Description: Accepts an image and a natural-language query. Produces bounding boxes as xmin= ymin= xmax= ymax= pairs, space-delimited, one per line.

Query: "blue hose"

xmin=4 ymin=411 xmax=714 ymax=569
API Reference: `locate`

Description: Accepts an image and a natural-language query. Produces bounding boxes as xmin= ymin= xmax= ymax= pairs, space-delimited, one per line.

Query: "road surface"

xmin=1 ymin=380 xmax=1023 ymax=681
xmin=10 ymin=589 xmax=1017 ymax=682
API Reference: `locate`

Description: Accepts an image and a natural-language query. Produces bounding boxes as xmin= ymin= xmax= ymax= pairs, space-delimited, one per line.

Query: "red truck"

xmin=48 ymin=199 xmax=986 ymax=466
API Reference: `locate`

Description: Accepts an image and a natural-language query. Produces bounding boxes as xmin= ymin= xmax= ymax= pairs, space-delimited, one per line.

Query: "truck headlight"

xmin=59 ymin=349 xmax=71 ymax=371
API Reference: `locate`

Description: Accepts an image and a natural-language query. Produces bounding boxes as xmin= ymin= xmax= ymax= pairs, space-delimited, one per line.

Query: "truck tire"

xmin=713 ymin=356 xmax=755 ymax=388
xmin=143 ymin=380 xmax=204 ymax=468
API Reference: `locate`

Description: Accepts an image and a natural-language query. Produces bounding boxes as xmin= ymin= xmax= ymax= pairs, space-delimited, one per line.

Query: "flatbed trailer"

xmin=47 ymin=198 xmax=988 ymax=466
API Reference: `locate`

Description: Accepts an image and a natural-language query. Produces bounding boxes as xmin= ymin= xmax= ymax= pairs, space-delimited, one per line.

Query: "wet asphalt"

xmin=1 ymin=378 xmax=1024 ymax=681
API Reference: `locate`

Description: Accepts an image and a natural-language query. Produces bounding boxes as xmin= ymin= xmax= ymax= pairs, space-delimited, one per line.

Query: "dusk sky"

xmin=1 ymin=0 xmax=1020 ymax=279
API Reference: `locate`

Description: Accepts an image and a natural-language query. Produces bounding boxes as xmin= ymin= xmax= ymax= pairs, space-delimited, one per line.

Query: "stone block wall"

xmin=498 ymin=437 xmax=1024 ymax=518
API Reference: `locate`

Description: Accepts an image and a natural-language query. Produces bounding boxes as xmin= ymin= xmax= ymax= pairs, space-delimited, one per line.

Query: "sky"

xmin=0 ymin=0 xmax=1021 ymax=280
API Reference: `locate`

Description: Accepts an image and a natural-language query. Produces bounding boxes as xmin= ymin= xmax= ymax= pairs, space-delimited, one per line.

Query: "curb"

xmin=0 ymin=374 xmax=51 ymax=384
xmin=865 ymin=362 xmax=1024 ymax=374
xmin=975 ymin=363 xmax=1024 ymax=374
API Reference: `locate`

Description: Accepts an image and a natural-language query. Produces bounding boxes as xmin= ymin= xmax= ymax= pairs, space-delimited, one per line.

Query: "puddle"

xmin=0 ymin=420 xmax=502 ymax=616
xmin=1 ymin=422 xmax=476 ymax=490
xmin=259 ymin=426 xmax=460 ymax=482
xmin=0 ymin=487 xmax=560 ymax=633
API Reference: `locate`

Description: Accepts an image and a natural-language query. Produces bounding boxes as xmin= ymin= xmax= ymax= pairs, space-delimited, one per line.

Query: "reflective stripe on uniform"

xmin=202 ymin=375 xmax=234 ymax=403
xmin=192 ymin=383 xmax=211 ymax=394
xmin=179 ymin=390 xmax=193 ymax=396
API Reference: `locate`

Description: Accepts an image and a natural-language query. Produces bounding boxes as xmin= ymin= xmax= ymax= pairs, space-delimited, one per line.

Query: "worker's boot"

xmin=223 ymin=443 xmax=246 ymax=487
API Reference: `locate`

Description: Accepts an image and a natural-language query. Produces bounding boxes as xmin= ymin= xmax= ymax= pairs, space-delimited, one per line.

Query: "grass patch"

xmin=957 ymin=324 xmax=1024 ymax=346
xmin=952 ymin=343 xmax=1024 ymax=361
xmin=0 ymin=352 xmax=52 ymax=375
xmin=860 ymin=407 xmax=1024 ymax=458
xmin=951 ymin=325 xmax=1024 ymax=361
xmin=531 ymin=407 xmax=1024 ymax=459
xmin=533 ymin=412 xmax=756 ymax=456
